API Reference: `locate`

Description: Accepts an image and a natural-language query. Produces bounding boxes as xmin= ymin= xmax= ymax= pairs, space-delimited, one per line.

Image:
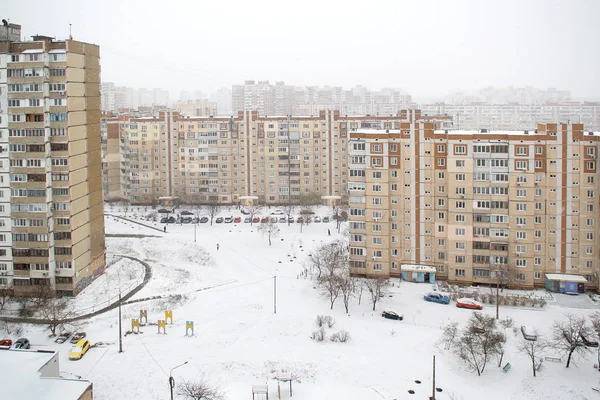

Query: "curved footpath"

xmin=1 ymin=255 xmax=152 ymax=325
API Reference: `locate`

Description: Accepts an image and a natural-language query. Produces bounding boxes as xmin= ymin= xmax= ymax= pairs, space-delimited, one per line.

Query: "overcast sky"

xmin=5 ymin=0 xmax=599 ymax=101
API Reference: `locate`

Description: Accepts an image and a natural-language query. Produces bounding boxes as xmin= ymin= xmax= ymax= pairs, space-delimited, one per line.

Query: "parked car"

xmin=234 ymin=217 xmax=242 ymax=223
xmin=182 ymin=217 xmax=192 ymax=224
xmin=297 ymin=216 xmax=304 ymax=223
xmin=270 ymin=209 xmax=285 ymax=215
xmin=192 ymin=217 xmax=200 ymax=223
xmin=157 ymin=209 xmax=170 ymax=214
xmin=244 ymin=217 xmax=251 ymax=223
xmin=13 ymin=338 xmax=30 ymax=349
xmin=70 ymin=332 xmax=86 ymax=344
xmin=252 ymin=217 xmax=260 ymax=223
xmin=215 ymin=217 xmax=224 ymax=223
xmin=160 ymin=217 xmax=168 ymax=223
xmin=270 ymin=217 xmax=277 ymax=223
xmin=278 ymin=217 xmax=286 ymax=223
xmin=55 ymin=331 xmax=72 ymax=344
xmin=240 ymin=208 xmax=250 ymax=215
xmin=181 ymin=211 xmax=193 ymax=216
xmin=175 ymin=217 xmax=183 ymax=224
xmin=0 ymin=339 xmax=13 ymax=346
xmin=199 ymin=216 xmax=209 ymax=223
xmin=69 ymin=339 xmax=91 ymax=360
xmin=167 ymin=217 xmax=176 ymax=224
xmin=456 ymin=298 xmax=483 ymax=310
xmin=288 ymin=216 xmax=295 ymax=223
xmin=424 ymin=292 xmax=450 ymax=304
xmin=381 ymin=310 xmax=403 ymax=321
xmin=260 ymin=217 xmax=269 ymax=223
xmin=322 ymin=216 xmax=330 ymax=223
xmin=224 ymin=216 xmax=234 ymax=223
xmin=313 ymin=216 xmax=321 ymax=223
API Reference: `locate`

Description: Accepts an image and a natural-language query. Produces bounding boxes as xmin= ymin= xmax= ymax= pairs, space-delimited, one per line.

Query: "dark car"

xmin=181 ymin=211 xmax=193 ymax=216
xmin=424 ymin=292 xmax=450 ymax=305
xmin=322 ymin=216 xmax=330 ymax=223
xmin=167 ymin=217 xmax=176 ymax=224
xmin=278 ymin=217 xmax=286 ymax=223
xmin=381 ymin=310 xmax=403 ymax=321
xmin=288 ymin=216 xmax=294 ymax=223
xmin=70 ymin=332 xmax=87 ymax=344
xmin=215 ymin=217 xmax=224 ymax=223
xmin=13 ymin=338 xmax=30 ymax=349
xmin=182 ymin=217 xmax=192 ymax=224
xmin=160 ymin=217 xmax=168 ymax=223
xmin=175 ymin=217 xmax=183 ymax=224
xmin=224 ymin=216 xmax=234 ymax=223
xmin=192 ymin=217 xmax=200 ymax=223
xmin=260 ymin=217 xmax=269 ymax=223
xmin=55 ymin=331 xmax=72 ymax=344
xmin=199 ymin=216 xmax=209 ymax=223
xmin=297 ymin=216 xmax=304 ymax=223
xmin=157 ymin=208 xmax=170 ymax=214
xmin=244 ymin=217 xmax=251 ymax=223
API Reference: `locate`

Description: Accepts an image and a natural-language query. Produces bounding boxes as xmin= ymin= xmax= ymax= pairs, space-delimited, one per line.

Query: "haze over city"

xmin=5 ymin=0 xmax=600 ymax=101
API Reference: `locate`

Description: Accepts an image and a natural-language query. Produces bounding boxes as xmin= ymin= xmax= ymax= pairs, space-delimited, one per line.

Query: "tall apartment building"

xmin=0 ymin=29 xmax=106 ymax=296
xmin=100 ymin=82 xmax=115 ymax=112
xmin=173 ymin=99 xmax=217 ymax=117
xmin=102 ymin=110 xmax=445 ymax=205
xmin=421 ymin=102 xmax=600 ymax=131
xmin=348 ymin=123 xmax=600 ymax=290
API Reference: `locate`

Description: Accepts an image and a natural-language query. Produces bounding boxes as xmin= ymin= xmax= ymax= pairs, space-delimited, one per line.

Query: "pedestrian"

xmin=328 ymin=229 xmax=331 ymax=236
xmin=216 ymin=243 xmax=220 ymax=251
xmin=164 ymin=226 xmax=166 ymax=233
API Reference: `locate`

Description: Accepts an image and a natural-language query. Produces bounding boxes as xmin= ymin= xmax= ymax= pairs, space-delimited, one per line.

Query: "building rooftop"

xmin=545 ymin=274 xmax=587 ymax=283
xmin=0 ymin=349 xmax=92 ymax=400
xmin=433 ymin=129 xmax=600 ymax=137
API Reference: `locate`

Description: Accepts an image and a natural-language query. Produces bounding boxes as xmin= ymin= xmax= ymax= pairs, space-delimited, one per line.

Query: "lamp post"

xmin=169 ymin=361 xmax=188 ymax=400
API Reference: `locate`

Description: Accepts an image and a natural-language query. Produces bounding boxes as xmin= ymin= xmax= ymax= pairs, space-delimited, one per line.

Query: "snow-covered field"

xmin=5 ymin=207 xmax=600 ymax=400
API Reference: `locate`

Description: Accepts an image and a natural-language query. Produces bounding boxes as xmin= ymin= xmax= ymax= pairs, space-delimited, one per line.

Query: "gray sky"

xmin=6 ymin=0 xmax=600 ymax=101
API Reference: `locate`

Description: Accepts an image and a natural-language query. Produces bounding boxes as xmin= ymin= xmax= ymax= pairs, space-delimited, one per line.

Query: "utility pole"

xmin=118 ymin=291 xmax=123 ymax=353
xmin=432 ymin=355 xmax=436 ymax=400
xmin=194 ymin=220 xmax=196 ymax=242
xmin=274 ymin=271 xmax=277 ymax=314
xmin=169 ymin=361 xmax=188 ymax=400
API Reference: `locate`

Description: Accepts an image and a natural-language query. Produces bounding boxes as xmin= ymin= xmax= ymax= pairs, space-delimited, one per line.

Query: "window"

xmin=454 ymin=145 xmax=466 ymax=155
xmin=455 ymin=269 xmax=465 ymax=277
xmin=455 ymin=174 xmax=465 ymax=181
xmin=455 ymin=160 xmax=465 ymax=167
xmin=516 ymin=273 xmax=526 ymax=281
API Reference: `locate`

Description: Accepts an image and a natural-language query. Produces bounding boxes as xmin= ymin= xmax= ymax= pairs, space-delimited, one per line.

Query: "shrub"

xmin=311 ymin=327 xmax=326 ymax=342
xmin=316 ymin=315 xmax=335 ymax=328
xmin=326 ymin=316 xmax=336 ymax=328
xmin=538 ymin=298 xmax=547 ymax=308
xmin=330 ymin=330 xmax=351 ymax=343
xmin=316 ymin=315 xmax=327 ymax=327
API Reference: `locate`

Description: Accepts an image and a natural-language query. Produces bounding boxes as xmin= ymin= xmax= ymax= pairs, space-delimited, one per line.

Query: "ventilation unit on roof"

xmin=589 ymin=132 xmax=594 ymax=136
xmin=480 ymin=129 xmax=488 ymax=133
xmin=524 ymin=131 xmax=529 ymax=134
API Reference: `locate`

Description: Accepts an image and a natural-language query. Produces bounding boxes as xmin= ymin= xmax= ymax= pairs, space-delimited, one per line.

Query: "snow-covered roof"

xmin=22 ymin=49 xmax=43 ymax=54
xmin=48 ymin=49 xmax=66 ymax=54
xmin=401 ymin=264 xmax=436 ymax=273
xmin=1 ymin=349 xmax=91 ymax=400
xmin=434 ymin=129 xmax=600 ymax=137
xmin=545 ymin=274 xmax=587 ymax=283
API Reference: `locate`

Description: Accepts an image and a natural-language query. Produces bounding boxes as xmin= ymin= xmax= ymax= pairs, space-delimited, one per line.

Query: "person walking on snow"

xmin=216 ymin=243 xmax=220 ymax=251
xmin=164 ymin=226 xmax=166 ymax=233
xmin=328 ymin=229 xmax=331 ymax=236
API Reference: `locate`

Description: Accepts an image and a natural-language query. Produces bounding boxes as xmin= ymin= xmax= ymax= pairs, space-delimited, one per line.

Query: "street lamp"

xmin=169 ymin=361 xmax=188 ymax=400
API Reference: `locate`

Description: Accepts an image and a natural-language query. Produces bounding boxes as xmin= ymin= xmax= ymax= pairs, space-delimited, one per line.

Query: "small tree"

xmin=332 ymin=202 xmax=349 ymax=233
xmin=551 ymin=313 xmax=592 ymax=368
xmin=311 ymin=240 xmax=349 ymax=310
xmin=39 ymin=295 xmax=74 ymax=336
xmin=280 ymin=203 xmax=295 ymax=226
xmin=246 ymin=204 xmax=263 ymax=226
xmin=0 ymin=286 xmax=12 ymax=311
xmin=517 ymin=332 xmax=546 ymax=377
xmin=299 ymin=207 xmax=313 ymax=233
xmin=257 ymin=220 xmax=280 ymax=246
xmin=205 ymin=196 xmax=221 ymax=226
xmin=453 ymin=312 xmax=505 ymax=376
xmin=589 ymin=312 xmax=600 ymax=371
xmin=177 ymin=375 xmax=224 ymax=400
xmin=120 ymin=199 xmax=131 ymax=217
xmin=364 ymin=277 xmax=389 ymax=311
xmin=338 ymin=272 xmax=354 ymax=314
xmin=352 ymin=277 xmax=365 ymax=305
xmin=490 ymin=263 xmax=516 ymax=319
xmin=439 ymin=320 xmax=460 ymax=350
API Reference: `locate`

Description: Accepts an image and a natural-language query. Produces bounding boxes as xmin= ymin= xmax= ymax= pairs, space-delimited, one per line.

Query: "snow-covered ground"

xmin=4 ymin=207 xmax=600 ymax=400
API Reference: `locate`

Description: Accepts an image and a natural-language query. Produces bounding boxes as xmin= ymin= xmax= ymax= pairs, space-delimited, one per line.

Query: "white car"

xmin=313 ymin=216 xmax=321 ymax=223
xmin=270 ymin=209 xmax=285 ymax=215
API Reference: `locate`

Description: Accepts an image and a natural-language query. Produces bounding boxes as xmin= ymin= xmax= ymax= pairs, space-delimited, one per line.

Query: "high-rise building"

xmin=100 ymin=82 xmax=115 ymax=112
xmin=173 ymin=99 xmax=217 ymax=117
xmin=348 ymin=123 xmax=600 ymax=291
xmin=0 ymin=29 xmax=106 ymax=296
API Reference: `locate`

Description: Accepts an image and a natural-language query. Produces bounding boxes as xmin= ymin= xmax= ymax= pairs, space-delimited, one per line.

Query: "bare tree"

xmin=588 ymin=312 xmax=600 ymax=371
xmin=205 ymin=196 xmax=221 ymax=226
xmin=452 ymin=312 xmax=505 ymax=376
xmin=246 ymin=203 xmax=263 ymax=226
xmin=311 ymin=240 xmax=349 ymax=310
xmin=299 ymin=207 xmax=313 ymax=233
xmin=517 ymin=332 xmax=546 ymax=377
xmin=439 ymin=320 xmax=460 ymax=350
xmin=120 ymin=199 xmax=131 ymax=217
xmin=0 ymin=285 xmax=12 ymax=311
xmin=39 ymin=295 xmax=74 ymax=336
xmin=332 ymin=202 xmax=349 ymax=233
xmin=551 ymin=313 xmax=592 ymax=368
xmin=364 ymin=277 xmax=389 ymax=311
xmin=281 ymin=203 xmax=295 ymax=226
xmin=490 ymin=263 xmax=516 ymax=319
xmin=352 ymin=277 xmax=365 ymax=305
xmin=338 ymin=271 xmax=354 ymax=314
xmin=177 ymin=375 xmax=224 ymax=400
xmin=257 ymin=220 xmax=280 ymax=246
xmin=298 ymin=191 xmax=319 ymax=233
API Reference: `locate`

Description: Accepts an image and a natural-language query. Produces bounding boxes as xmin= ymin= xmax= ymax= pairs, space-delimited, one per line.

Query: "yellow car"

xmin=69 ymin=339 xmax=91 ymax=360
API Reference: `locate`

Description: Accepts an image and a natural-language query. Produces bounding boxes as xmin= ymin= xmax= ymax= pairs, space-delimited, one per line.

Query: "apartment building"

xmin=102 ymin=110 xmax=443 ymax=205
xmin=348 ymin=123 xmax=600 ymax=290
xmin=173 ymin=99 xmax=217 ymax=117
xmin=0 ymin=30 xmax=106 ymax=296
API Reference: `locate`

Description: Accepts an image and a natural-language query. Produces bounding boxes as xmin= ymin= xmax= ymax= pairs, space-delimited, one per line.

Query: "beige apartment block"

xmin=103 ymin=110 xmax=444 ymax=205
xmin=0 ymin=33 xmax=106 ymax=296
xmin=348 ymin=123 xmax=600 ymax=290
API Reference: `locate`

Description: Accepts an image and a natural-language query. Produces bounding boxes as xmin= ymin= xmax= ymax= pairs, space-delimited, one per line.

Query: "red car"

xmin=456 ymin=298 xmax=483 ymax=310
xmin=233 ymin=217 xmax=242 ymax=223
xmin=0 ymin=339 xmax=12 ymax=346
xmin=252 ymin=217 xmax=260 ymax=223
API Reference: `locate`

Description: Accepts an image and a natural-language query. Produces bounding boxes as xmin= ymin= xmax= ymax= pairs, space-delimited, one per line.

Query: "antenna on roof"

xmin=69 ymin=23 xmax=72 ymax=40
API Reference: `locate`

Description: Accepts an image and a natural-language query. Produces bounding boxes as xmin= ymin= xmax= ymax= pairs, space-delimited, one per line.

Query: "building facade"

xmin=173 ymin=99 xmax=218 ymax=117
xmin=0 ymin=33 xmax=106 ymax=296
xmin=348 ymin=123 xmax=600 ymax=290
xmin=102 ymin=110 xmax=446 ymax=205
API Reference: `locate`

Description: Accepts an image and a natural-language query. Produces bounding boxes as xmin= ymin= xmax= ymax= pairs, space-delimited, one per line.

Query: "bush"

xmin=316 ymin=315 xmax=335 ymax=328
xmin=311 ymin=327 xmax=326 ymax=342
xmin=326 ymin=316 xmax=336 ymax=328
xmin=330 ymin=330 xmax=351 ymax=343
xmin=538 ymin=298 xmax=547 ymax=308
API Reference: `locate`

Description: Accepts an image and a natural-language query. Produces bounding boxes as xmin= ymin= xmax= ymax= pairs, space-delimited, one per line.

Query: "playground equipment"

xmin=165 ymin=310 xmax=173 ymax=324
xmin=158 ymin=320 xmax=167 ymax=334
xmin=252 ymin=384 xmax=268 ymax=400
xmin=140 ymin=310 xmax=148 ymax=324
xmin=186 ymin=321 xmax=194 ymax=336
xmin=131 ymin=318 xmax=140 ymax=334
